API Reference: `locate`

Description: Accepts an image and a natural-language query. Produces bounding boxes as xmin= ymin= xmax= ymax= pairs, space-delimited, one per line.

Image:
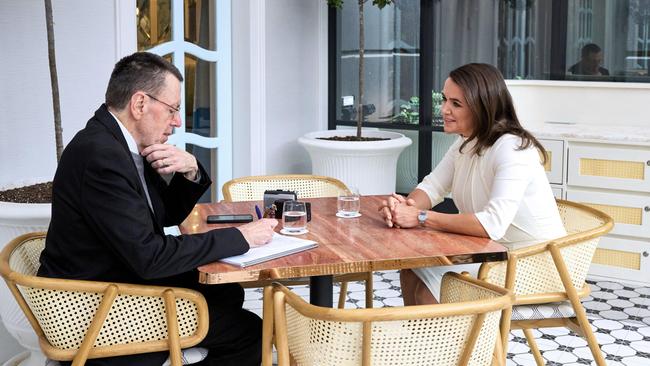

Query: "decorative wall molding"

xmin=249 ymin=0 xmax=267 ymax=175
xmin=114 ymin=0 xmax=137 ymax=58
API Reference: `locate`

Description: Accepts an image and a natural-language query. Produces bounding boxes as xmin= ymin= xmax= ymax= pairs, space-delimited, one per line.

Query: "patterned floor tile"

xmin=244 ymin=272 xmax=650 ymax=365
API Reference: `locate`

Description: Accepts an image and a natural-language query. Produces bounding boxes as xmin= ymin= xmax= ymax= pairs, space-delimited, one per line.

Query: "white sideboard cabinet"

xmin=534 ymin=124 xmax=650 ymax=285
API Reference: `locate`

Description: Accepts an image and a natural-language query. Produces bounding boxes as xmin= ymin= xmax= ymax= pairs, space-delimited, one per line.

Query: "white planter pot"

xmin=0 ymin=181 xmax=51 ymax=366
xmin=298 ymin=130 xmax=412 ymax=195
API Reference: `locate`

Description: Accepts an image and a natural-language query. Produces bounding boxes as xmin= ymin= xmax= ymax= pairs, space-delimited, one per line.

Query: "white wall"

xmin=0 ymin=0 xmax=134 ymax=361
xmin=232 ymin=0 xmax=327 ymax=178
xmin=0 ymin=0 xmax=133 ymax=188
xmin=231 ymin=0 xmax=253 ymax=178
xmin=508 ymin=80 xmax=650 ymax=129
xmin=264 ymin=0 xmax=326 ymax=174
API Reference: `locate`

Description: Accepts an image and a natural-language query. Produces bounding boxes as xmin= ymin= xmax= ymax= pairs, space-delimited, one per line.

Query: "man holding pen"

xmin=38 ymin=52 xmax=278 ymax=366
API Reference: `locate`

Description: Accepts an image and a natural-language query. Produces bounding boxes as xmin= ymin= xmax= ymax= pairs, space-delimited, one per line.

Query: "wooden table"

xmin=180 ymin=195 xmax=507 ymax=306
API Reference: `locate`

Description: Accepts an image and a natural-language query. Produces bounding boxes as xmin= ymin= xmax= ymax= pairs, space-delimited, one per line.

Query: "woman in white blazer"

xmin=379 ymin=63 xmax=566 ymax=305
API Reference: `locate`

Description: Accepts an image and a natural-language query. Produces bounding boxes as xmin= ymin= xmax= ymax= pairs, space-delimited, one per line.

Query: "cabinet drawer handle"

xmin=644 ymin=251 xmax=649 ymax=258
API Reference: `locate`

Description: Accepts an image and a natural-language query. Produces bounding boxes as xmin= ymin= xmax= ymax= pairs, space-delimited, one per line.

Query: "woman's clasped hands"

xmin=378 ymin=193 xmax=420 ymax=229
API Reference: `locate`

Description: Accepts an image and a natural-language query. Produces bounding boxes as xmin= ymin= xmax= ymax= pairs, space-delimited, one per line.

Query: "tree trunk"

xmin=356 ymin=0 xmax=365 ymax=138
xmin=45 ymin=0 xmax=63 ymax=162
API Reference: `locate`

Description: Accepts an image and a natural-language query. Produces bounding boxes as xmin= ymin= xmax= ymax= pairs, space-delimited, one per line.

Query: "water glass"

xmin=337 ymin=186 xmax=361 ymax=217
xmin=282 ymin=201 xmax=308 ymax=233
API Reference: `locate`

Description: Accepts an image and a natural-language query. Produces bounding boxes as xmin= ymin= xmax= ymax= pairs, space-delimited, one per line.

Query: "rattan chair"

xmin=265 ymin=272 xmax=512 ymax=366
xmin=222 ymin=174 xmax=373 ymax=309
xmin=0 ymin=232 xmax=209 ymax=366
xmin=478 ymin=199 xmax=614 ymax=366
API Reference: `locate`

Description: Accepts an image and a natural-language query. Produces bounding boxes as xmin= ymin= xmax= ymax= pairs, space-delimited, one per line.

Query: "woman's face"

xmin=441 ymin=77 xmax=475 ymax=137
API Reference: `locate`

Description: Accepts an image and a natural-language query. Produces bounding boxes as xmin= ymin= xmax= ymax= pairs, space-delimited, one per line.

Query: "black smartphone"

xmin=206 ymin=214 xmax=254 ymax=224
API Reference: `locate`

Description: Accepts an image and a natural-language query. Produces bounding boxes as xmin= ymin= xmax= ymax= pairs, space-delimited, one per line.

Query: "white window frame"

xmin=135 ymin=0 xmax=233 ymax=201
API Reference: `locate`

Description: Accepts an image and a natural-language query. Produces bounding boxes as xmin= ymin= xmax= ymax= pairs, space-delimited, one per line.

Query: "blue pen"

xmin=254 ymin=205 xmax=262 ymax=219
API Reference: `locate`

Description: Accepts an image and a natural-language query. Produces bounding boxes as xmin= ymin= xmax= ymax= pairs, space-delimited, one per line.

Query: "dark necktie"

xmin=130 ymin=152 xmax=154 ymax=213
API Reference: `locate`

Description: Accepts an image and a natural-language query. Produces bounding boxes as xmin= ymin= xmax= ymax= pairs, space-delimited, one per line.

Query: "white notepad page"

xmin=220 ymin=233 xmax=318 ymax=267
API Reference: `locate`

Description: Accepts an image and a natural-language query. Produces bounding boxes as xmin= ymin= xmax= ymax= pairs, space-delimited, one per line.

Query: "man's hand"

xmin=237 ymin=219 xmax=278 ymax=248
xmin=141 ymin=144 xmax=199 ymax=180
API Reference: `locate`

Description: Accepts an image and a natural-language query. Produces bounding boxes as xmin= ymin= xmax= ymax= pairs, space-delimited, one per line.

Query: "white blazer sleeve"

xmin=474 ymin=138 xmax=537 ymax=240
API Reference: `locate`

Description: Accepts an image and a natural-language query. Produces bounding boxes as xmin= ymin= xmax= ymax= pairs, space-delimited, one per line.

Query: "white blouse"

xmin=416 ymin=134 xmax=566 ymax=249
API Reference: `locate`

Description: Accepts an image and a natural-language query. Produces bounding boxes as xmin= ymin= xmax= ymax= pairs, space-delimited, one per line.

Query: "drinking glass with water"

xmin=337 ymin=186 xmax=361 ymax=218
xmin=282 ymin=201 xmax=308 ymax=233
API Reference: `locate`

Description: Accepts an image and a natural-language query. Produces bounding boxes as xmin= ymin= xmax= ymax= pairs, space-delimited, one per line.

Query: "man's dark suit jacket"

xmin=39 ymin=104 xmax=249 ymax=284
xmin=568 ymin=62 xmax=610 ymax=76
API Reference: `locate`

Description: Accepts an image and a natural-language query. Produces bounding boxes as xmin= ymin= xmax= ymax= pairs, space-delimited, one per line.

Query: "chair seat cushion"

xmin=512 ymin=301 xmax=576 ymax=320
xmin=45 ymin=347 xmax=209 ymax=366
xmin=162 ymin=347 xmax=209 ymax=366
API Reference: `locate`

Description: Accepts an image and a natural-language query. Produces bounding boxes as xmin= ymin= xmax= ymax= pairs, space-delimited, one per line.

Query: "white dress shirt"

xmin=413 ymin=134 xmax=566 ymax=299
xmin=416 ymin=134 xmax=566 ymax=249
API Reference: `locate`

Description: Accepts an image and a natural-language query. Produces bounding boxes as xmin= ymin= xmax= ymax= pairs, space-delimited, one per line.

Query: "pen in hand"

xmin=255 ymin=205 xmax=262 ymax=219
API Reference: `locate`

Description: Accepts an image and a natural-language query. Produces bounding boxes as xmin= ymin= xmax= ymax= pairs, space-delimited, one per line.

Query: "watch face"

xmin=418 ymin=211 xmax=427 ymax=224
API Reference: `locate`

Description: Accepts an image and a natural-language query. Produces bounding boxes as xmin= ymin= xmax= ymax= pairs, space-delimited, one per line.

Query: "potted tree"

xmin=298 ymin=0 xmax=412 ymax=195
xmin=0 ymin=1 xmax=61 ymax=365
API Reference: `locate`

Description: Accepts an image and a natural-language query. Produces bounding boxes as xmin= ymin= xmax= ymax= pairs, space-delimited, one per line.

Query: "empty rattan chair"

xmin=222 ymin=174 xmax=373 ymax=309
xmin=266 ymin=272 xmax=512 ymax=366
xmin=222 ymin=174 xmax=348 ymax=203
xmin=0 ymin=232 xmax=209 ymax=366
xmin=478 ymin=199 xmax=614 ymax=365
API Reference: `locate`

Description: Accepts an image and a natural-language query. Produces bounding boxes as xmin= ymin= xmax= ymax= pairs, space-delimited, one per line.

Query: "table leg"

xmin=309 ymin=275 xmax=333 ymax=307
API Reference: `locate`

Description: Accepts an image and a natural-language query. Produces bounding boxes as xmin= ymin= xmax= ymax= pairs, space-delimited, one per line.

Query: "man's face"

xmin=137 ymin=73 xmax=181 ymax=149
xmin=583 ymin=51 xmax=603 ymax=74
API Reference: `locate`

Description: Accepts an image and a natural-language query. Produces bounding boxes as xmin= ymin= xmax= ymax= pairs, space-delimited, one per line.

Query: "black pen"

xmin=255 ymin=205 xmax=262 ymax=219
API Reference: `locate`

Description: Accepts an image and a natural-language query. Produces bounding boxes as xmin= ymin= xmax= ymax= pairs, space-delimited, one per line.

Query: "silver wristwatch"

xmin=417 ymin=210 xmax=427 ymax=227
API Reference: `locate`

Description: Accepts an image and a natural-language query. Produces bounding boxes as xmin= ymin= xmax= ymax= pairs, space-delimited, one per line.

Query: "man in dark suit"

xmin=38 ymin=52 xmax=278 ymax=366
xmin=568 ymin=43 xmax=610 ymax=76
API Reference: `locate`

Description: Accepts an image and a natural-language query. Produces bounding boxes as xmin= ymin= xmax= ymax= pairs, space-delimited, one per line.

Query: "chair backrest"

xmin=272 ymin=273 xmax=511 ymax=366
xmin=480 ymin=199 xmax=613 ymax=298
xmin=0 ymin=232 xmax=208 ymax=362
xmin=222 ymin=174 xmax=348 ymax=202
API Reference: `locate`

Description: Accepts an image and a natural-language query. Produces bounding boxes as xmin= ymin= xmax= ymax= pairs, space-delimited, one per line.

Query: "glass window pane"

xmin=189 ymin=145 xmax=214 ymax=202
xmin=498 ymin=0 xmax=552 ymax=80
xmin=391 ymin=129 xmax=419 ymax=194
xmin=430 ymin=131 xmax=457 ymax=173
xmin=565 ymin=0 xmax=650 ymax=81
xmin=136 ymin=0 xmax=172 ymax=51
xmin=336 ymin=1 xmax=420 ymax=124
xmin=184 ymin=55 xmax=215 ymax=139
xmin=137 ymin=0 xmax=218 ymax=203
xmin=498 ymin=0 xmax=650 ymax=82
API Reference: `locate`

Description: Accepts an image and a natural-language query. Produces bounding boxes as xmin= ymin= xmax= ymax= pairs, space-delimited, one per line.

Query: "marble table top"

xmin=529 ymin=122 xmax=650 ymax=144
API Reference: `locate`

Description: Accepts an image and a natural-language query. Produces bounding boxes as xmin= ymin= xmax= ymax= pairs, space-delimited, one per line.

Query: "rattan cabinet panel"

xmin=588 ymin=236 xmax=650 ymax=281
xmin=540 ymin=139 xmax=565 ymax=185
xmin=566 ymin=189 xmax=650 ymax=238
xmin=567 ymin=144 xmax=650 ymax=193
xmin=537 ymin=136 xmax=650 ymax=285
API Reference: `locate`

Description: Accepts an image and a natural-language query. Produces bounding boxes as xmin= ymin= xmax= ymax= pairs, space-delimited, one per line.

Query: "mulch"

xmin=0 ymin=182 xmax=53 ymax=203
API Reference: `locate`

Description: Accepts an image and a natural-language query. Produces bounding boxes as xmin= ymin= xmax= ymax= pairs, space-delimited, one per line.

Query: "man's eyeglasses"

xmin=146 ymin=93 xmax=180 ymax=117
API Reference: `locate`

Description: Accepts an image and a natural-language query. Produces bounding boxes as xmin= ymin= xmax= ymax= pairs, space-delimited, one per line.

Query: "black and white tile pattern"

xmin=243 ymin=271 xmax=650 ymax=365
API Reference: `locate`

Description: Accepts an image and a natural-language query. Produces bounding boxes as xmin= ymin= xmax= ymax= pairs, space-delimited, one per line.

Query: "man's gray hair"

xmin=105 ymin=52 xmax=183 ymax=110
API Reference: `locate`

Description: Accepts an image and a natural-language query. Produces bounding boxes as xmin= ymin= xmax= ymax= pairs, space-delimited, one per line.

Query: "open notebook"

xmin=220 ymin=233 xmax=318 ymax=267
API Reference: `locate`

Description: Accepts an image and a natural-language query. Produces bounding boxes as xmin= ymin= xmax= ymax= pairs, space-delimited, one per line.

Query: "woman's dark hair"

xmin=105 ymin=52 xmax=183 ymax=110
xmin=449 ymin=63 xmax=546 ymax=164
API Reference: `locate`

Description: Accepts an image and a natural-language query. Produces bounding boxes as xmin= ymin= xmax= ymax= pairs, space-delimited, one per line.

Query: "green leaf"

xmin=326 ymin=0 xmax=393 ymax=9
xmin=373 ymin=0 xmax=394 ymax=9
xmin=326 ymin=0 xmax=343 ymax=9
